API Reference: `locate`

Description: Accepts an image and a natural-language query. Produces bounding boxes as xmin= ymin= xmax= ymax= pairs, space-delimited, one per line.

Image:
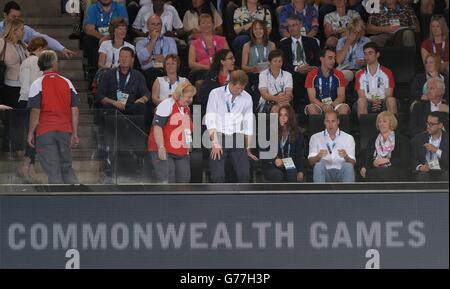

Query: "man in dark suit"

xmin=278 ymin=15 xmax=320 ymax=116
xmin=409 ymin=77 xmax=449 ymax=137
xmin=411 ymin=111 xmax=449 ymax=181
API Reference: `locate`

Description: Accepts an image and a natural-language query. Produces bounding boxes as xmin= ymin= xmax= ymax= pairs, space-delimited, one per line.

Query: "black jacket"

xmin=278 ymin=36 xmax=320 ymax=74
xmin=411 ymin=131 xmax=449 ymax=172
xmin=410 ymin=73 xmax=449 ymax=103
xmin=409 ymin=100 xmax=449 ymax=137
xmin=196 ymin=70 xmax=221 ymax=117
xmin=363 ymin=132 xmax=410 ymax=171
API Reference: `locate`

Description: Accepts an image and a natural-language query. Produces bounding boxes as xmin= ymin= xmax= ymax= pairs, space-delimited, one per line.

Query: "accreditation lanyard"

xmin=280 ymin=135 xmax=291 ymax=158
xmin=365 ymin=64 xmax=381 ymax=94
xmin=432 ymin=41 xmax=446 ymax=59
xmin=111 ymin=41 xmax=125 ymax=68
xmin=318 ymin=72 xmax=334 ymax=99
xmin=427 ymin=135 xmax=441 ymax=161
xmin=347 ymin=40 xmax=359 ymax=63
xmin=99 ymin=5 xmax=115 ymax=27
xmin=152 ymin=37 xmax=164 ymax=55
xmin=224 ymin=85 xmax=237 ymax=113
xmin=201 ymin=35 xmax=217 ymax=56
xmin=268 ymin=69 xmax=285 ymax=95
xmin=167 ymin=76 xmax=179 ymax=93
xmin=324 ymin=130 xmax=340 ymax=155
xmin=254 ymin=46 xmax=267 ymax=64
xmin=116 ymin=69 xmax=131 ymax=92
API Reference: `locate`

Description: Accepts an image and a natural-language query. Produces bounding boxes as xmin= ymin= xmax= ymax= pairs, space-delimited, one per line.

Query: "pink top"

xmin=191 ymin=35 xmax=227 ymax=66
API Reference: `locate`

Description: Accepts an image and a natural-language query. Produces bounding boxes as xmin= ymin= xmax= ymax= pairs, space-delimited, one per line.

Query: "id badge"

xmin=117 ymin=91 xmax=129 ymax=105
xmin=428 ymin=159 xmax=441 ymax=170
xmin=98 ymin=26 xmax=109 ymax=36
xmin=322 ymin=97 xmax=333 ymax=105
xmin=153 ymin=61 xmax=163 ymax=69
xmin=389 ymin=19 xmax=400 ymax=26
xmin=282 ymin=157 xmax=296 ymax=170
xmin=184 ymin=129 xmax=192 ymax=145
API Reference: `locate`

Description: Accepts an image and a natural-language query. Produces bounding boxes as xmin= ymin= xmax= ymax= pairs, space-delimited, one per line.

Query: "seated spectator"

xmin=323 ymin=0 xmax=361 ymax=47
xmin=83 ymin=0 xmax=128 ymax=69
xmin=411 ymin=111 xmax=449 ymax=182
xmin=151 ymin=54 xmax=187 ymax=106
xmin=205 ymin=70 xmax=257 ymax=183
xmin=232 ymin=0 xmax=272 ymax=52
xmin=409 ymin=77 xmax=449 ymax=137
xmin=18 ymin=37 xmax=48 ymax=182
xmin=0 ymin=18 xmax=29 ymax=155
xmin=308 ymin=110 xmax=356 ymax=183
xmin=241 ymin=20 xmax=276 ymax=74
xmin=305 ymin=46 xmax=350 ymax=115
xmin=278 ymin=16 xmax=320 ymax=115
xmin=98 ymin=17 xmax=135 ymax=69
xmin=261 ymin=105 xmax=305 ymax=182
xmin=366 ymin=0 xmax=419 ymax=48
xmin=197 ymin=49 xmax=236 ymax=116
xmin=257 ymin=49 xmax=293 ymax=113
xmin=27 ymin=50 xmax=80 ymax=184
xmin=188 ymin=13 xmax=229 ymax=87
xmin=183 ymin=0 xmax=223 ymax=40
xmin=148 ymin=81 xmax=197 ymax=183
xmin=136 ymin=14 xmax=177 ymax=89
xmin=336 ymin=18 xmax=370 ymax=84
xmin=355 ymin=42 xmax=397 ymax=118
xmin=419 ymin=0 xmax=448 ymax=39
xmin=132 ymin=0 xmax=183 ymax=39
xmin=0 ymin=1 xmax=75 ymax=58
xmin=360 ymin=111 xmax=409 ymax=182
xmin=411 ymin=54 xmax=449 ymax=110
xmin=96 ymin=47 xmax=150 ymax=116
xmin=421 ymin=15 xmax=449 ymax=76
xmin=279 ymin=0 xmax=319 ymax=38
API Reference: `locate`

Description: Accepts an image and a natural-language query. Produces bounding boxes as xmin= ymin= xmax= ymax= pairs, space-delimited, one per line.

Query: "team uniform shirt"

xmin=205 ymin=85 xmax=254 ymax=136
xmin=305 ymin=68 xmax=346 ymax=104
xmin=27 ymin=72 xmax=79 ymax=137
xmin=355 ymin=64 xmax=395 ymax=101
xmin=148 ymin=97 xmax=193 ymax=156
xmin=308 ymin=129 xmax=355 ymax=170
xmin=98 ymin=40 xmax=135 ymax=68
xmin=84 ymin=2 xmax=129 ymax=35
xmin=258 ymin=68 xmax=293 ymax=107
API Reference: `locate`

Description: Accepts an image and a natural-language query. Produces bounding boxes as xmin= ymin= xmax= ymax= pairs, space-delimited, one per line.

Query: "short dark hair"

xmin=287 ymin=15 xmax=302 ymax=24
xmin=3 ymin=1 xmax=20 ymax=14
xmin=427 ymin=111 xmax=448 ymax=124
xmin=119 ymin=46 xmax=135 ymax=58
xmin=363 ymin=42 xmax=380 ymax=54
xmin=320 ymin=46 xmax=336 ymax=58
xmin=268 ymin=49 xmax=283 ymax=62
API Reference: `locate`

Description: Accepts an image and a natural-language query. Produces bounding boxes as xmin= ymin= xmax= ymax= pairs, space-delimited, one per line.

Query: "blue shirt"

xmin=136 ymin=36 xmax=177 ymax=70
xmin=84 ymin=2 xmax=128 ymax=31
xmin=336 ymin=36 xmax=370 ymax=70
xmin=0 ymin=20 xmax=64 ymax=52
xmin=305 ymin=68 xmax=346 ymax=101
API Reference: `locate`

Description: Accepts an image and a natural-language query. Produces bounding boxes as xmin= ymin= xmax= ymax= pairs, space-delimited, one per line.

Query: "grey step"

xmin=73 ymin=81 xmax=90 ymax=91
xmin=55 ymin=39 xmax=80 ymax=51
xmin=59 ymin=59 xmax=83 ymax=70
xmin=16 ymin=1 xmax=67 ymax=18
xmin=60 ymin=70 xmax=85 ymax=81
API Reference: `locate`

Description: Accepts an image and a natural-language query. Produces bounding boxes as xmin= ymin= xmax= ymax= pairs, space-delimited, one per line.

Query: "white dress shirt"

xmin=308 ymin=129 xmax=356 ymax=170
xmin=205 ymin=85 xmax=254 ymax=136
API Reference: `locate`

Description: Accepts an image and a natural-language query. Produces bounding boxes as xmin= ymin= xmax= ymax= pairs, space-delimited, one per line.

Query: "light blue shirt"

xmin=336 ymin=36 xmax=370 ymax=70
xmin=0 ymin=20 xmax=64 ymax=52
xmin=136 ymin=36 xmax=177 ymax=70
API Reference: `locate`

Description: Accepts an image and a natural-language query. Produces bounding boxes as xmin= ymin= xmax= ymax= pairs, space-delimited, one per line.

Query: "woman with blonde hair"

xmin=336 ymin=17 xmax=370 ymax=84
xmin=0 ymin=18 xmax=28 ymax=156
xmin=421 ymin=15 xmax=449 ymax=75
xmin=18 ymin=36 xmax=48 ymax=182
xmin=148 ymin=81 xmax=197 ymax=183
xmin=359 ymin=111 xmax=409 ymax=182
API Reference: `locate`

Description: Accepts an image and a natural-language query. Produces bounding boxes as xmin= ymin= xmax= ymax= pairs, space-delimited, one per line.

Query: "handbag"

xmin=0 ymin=39 xmax=7 ymax=89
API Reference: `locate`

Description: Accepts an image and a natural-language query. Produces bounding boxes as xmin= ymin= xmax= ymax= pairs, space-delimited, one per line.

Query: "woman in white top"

xmin=18 ymin=37 xmax=48 ymax=182
xmin=152 ymin=54 xmax=187 ymax=106
xmin=258 ymin=49 xmax=293 ymax=114
xmin=98 ymin=17 xmax=135 ymax=69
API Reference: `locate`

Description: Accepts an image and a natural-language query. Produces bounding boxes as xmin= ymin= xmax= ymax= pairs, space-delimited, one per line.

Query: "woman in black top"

xmin=261 ymin=105 xmax=305 ymax=182
xmin=360 ymin=111 xmax=409 ymax=182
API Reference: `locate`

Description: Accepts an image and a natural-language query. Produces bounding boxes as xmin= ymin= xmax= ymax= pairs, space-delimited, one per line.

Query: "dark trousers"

xmin=150 ymin=152 xmax=191 ymax=183
xmin=209 ymin=133 xmax=250 ymax=183
xmin=263 ymin=165 xmax=297 ymax=182
xmin=0 ymin=85 xmax=21 ymax=152
xmin=366 ymin=167 xmax=408 ymax=182
xmin=18 ymin=100 xmax=36 ymax=163
xmin=83 ymin=34 xmax=100 ymax=68
xmin=415 ymin=170 xmax=449 ymax=182
xmin=292 ymin=73 xmax=308 ymax=123
xmin=141 ymin=68 xmax=164 ymax=92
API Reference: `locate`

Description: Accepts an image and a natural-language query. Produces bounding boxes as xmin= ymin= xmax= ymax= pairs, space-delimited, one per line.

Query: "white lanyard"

xmin=111 ymin=40 xmax=125 ymax=67
xmin=224 ymin=85 xmax=237 ymax=113
xmin=151 ymin=37 xmax=164 ymax=55
xmin=365 ymin=64 xmax=381 ymax=94
xmin=347 ymin=41 xmax=358 ymax=62
xmin=432 ymin=41 xmax=446 ymax=59
xmin=201 ymin=36 xmax=217 ymax=56
xmin=324 ymin=130 xmax=340 ymax=154
xmin=318 ymin=74 xmax=333 ymax=99
xmin=116 ymin=69 xmax=131 ymax=91
xmin=254 ymin=46 xmax=267 ymax=63
xmin=280 ymin=135 xmax=291 ymax=158
xmin=268 ymin=69 xmax=285 ymax=95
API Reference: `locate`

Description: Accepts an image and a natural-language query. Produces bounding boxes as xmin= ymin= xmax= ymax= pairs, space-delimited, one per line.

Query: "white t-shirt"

xmin=308 ymin=129 xmax=355 ymax=170
xmin=156 ymin=76 xmax=187 ymax=101
xmin=98 ymin=40 xmax=135 ymax=68
xmin=258 ymin=68 xmax=293 ymax=107
xmin=133 ymin=3 xmax=183 ymax=33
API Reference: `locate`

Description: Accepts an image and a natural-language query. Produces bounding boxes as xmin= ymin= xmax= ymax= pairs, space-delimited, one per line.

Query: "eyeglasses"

xmin=226 ymin=56 xmax=235 ymax=60
xmin=426 ymin=122 xmax=440 ymax=127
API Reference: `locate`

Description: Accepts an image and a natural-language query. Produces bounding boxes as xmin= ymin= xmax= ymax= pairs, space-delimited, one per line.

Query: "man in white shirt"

xmin=132 ymin=0 xmax=182 ymax=37
xmin=205 ymin=70 xmax=257 ymax=183
xmin=308 ymin=110 xmax=356 ymax=182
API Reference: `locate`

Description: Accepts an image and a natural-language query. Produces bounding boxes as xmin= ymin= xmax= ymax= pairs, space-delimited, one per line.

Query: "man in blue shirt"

xmin=1 ymin=1 xmax=76 ymax=58
xmin=136 ymin=14 xmax=177 ymax=89
xmin=83 ymin=0 xmax=128 ymax=68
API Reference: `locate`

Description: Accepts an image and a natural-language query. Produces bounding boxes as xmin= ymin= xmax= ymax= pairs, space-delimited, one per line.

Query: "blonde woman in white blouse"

xmin=18 ymin=37 xmax=48 ymax=182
